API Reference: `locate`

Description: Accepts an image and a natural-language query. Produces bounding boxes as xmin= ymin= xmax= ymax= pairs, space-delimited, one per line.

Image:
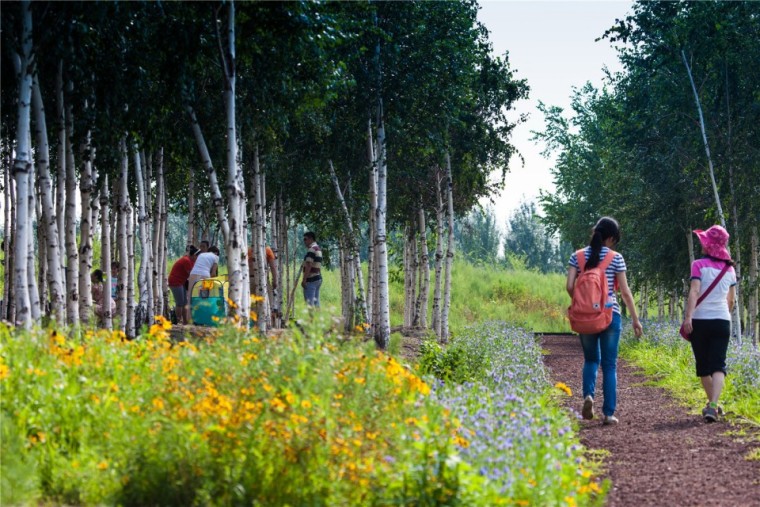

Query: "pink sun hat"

xmin=694 ymin=225 xmax=731 ymax=261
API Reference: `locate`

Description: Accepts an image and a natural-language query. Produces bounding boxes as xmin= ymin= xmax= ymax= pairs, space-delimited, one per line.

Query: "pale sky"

xmin=477 ymin=0 xmax=633 ymax=227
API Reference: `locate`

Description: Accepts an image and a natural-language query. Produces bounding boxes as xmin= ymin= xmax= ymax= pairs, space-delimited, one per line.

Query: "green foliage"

xmin=504 ymin=200 xmax=567 ymax=273
xmin=418 ymin=339 xmax=473 ymax=384
xmin=537 ymin=1 xmax=760 ymax=291
xmin=454 ymin=206 xmax=502 ymax=264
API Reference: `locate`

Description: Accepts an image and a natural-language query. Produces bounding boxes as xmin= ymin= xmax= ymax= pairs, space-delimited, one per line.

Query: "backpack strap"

xmin=599 ymin=249 xmax=617 ymax=272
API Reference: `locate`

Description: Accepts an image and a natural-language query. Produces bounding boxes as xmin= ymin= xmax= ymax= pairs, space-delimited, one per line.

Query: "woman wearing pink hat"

xmin=682 ymin=225 xmax=737 ymax=422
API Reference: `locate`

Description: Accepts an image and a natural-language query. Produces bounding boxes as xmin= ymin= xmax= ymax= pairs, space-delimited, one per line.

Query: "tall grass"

xmin=313 ymin=261 xmax=570 ymax=335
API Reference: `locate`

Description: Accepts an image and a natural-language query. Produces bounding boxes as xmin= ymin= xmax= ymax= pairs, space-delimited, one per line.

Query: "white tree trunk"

xmin=64 ymin=83 xmax=79 ymax=324
xmin=133 ymin=144 xmax=151 ymax=326
xmin=55 ymin=62 xmax=66 ymax=273
xmin=217 ymin=1 xmax=248 ymax=326
xmin=188 ymin=172 xmax=197 ymax=247
xmin=187 ymin=106 xmax=230 ymax=241
xmin=152 ymin=148 xmax=165 ymax=317
xmin=35 ymin=177 xmax=48 ymax=314
xmin=415 ymin=205 xmax=429 ymax=328
xmin=432 ymin=172 xmax=444 ymax=337
xmin=3 ymin=159 xmax=12 ymax=321
xmin=101 ymin=175 xmax=112 ymax=330
xmin=374 ymin=103 xmax=391 ymax=349
xmin=31 ymin=70 xmax=65 ymax=324
xmin=441 ymin=151 xmax=455 ymax=343
xmin=27 ymin=159 xmax=41 ymax=321
xmin=115 ymin=137 xmax=129 ymax=330
xmin=126 ymin=205 xmax=136 ymax=338
xmin=78 ymin=130 xmax=94 ymax=322
xmin=139 ymin=150 xmax=155 ymax=323
xmin=250 ymin=147 xmax=268 ymax=331
xmin=366 ymin=119 xmax=377 ymax=330
xmin=10 ymin=8 xmax=34 ymax=328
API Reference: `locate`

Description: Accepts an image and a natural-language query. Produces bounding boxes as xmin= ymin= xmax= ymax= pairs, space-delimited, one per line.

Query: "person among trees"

xmin=681 ymin=225 xmax=737 ymax=423
xmin=198 ymin=240 xmax=210 ymax=254
xmin=168 ymin=245 xmax=199 ymax=325
xmin=188 ymin=245 xmax=220 ymax=309
xmin=566 ymin=217 xmax=643 ymax=425
xmin=302 ymin=231 xmax=322 ymax=307
xmin=91 ymin=269 xmax=115 ymax=325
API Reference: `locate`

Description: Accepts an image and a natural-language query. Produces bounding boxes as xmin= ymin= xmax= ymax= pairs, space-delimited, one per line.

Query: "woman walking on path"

xmin=681 ymin=225 xmax=737 ymax=423
xmin=566 ymin=217 xmax=643 ymax=425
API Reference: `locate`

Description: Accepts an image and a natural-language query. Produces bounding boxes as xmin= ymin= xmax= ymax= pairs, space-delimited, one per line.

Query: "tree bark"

xmin=415 ymin=205 xmax=430 ymax=328
xmin=367 ymin=118 xmax=377 ymax=331
xmin=27 ymin=157 xmax=41 ymax=321
xmin=78 ymin=130 xmax=94 ymax=322
xmin=432 ymin=170 xmax=444 ymax=338
xmin=64 ymin=81 xmax=79 ymax=325
xmin=126 ymin=204 xmax=136 ymax=338
xmin=3 ymin=159 xmax=13 ymax=321
xmin=115 ymin=137 xmax=129 ymax=330
xmin=10 ymin=7 xmax=34 ymax=328
xmin=373 ymin=102 xmax=391 ymax=349
xmin=441 ymin=151 xmax=455 ymax=344
xmin=31 ymin=70 xmax=65 ymax=324
xmin=101 ymin=175 xmax=112 ymax=330
xmin=55 ymin=62 xmax=66 ymax=274
xmin=133 ymin=144 xmax=151 ymax=327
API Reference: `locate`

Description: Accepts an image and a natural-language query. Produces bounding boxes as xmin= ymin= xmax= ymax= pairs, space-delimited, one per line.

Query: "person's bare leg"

xmin=700 ymin=375 xmax=713 ymax=402
xmin=709 ymin=372 xmax=725 ymax=404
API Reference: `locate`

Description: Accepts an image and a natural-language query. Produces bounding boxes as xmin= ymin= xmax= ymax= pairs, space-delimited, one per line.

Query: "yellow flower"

xmin=555 ymin=382 xmax=573 ymax=396
xmin=249 ymin=311 xmax=258 ymax=322
xmin=0 ymin=363 xmax=8 ymax=380
xmin=202 ymin=279 xmax=215 ymax=290
xmin=226 ymin=297 xmax=238 ymax=309
xmin=301 ymin=400 xmax=312 ymax=409
xmin=97 ymin=461 xmax=109 ymax=471
xmin=250 ymin=294 xmax=265 ymax=303
xmin=152 ymin=398 xmax=165 ymax=411
xmin=156 ymin=315 xmax=171 ymax=330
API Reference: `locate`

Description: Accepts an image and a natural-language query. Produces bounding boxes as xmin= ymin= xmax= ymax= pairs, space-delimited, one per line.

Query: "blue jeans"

xmin=303 ymin=279 xmax=322 ymax=307
xmin=579 ymin=312 xmax=622 ymax=417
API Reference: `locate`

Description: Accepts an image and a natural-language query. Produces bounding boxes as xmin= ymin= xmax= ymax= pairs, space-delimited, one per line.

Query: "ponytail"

xmin=587 ymin=230 xmax=603 ymax=269
xmin=585 ymin=216 xmax=621 ymax=270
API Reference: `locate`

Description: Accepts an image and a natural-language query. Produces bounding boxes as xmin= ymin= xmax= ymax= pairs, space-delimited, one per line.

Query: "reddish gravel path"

xmin=541 ymin=334 xmax=760 ymax=507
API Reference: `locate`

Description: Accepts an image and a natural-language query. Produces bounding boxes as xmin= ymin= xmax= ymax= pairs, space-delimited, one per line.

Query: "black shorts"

xmin=690 ymin=319 xmax=730 ymax=377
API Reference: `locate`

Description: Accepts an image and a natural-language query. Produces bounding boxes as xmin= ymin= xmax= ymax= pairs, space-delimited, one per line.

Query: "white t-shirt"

xmin=190 ymin=253 xmax=219 ymax=277
xmin=691 ymin=258 xmax=736 ymax=320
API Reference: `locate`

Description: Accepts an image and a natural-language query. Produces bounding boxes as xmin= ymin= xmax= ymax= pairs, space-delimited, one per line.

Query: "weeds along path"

xmin=541 ymin=335 xmax=760 ymax=507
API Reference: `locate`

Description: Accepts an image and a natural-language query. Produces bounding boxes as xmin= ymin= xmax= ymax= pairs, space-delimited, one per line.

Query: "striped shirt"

xmin=568 ymin=246 xmax=627 ymax=314
xmin=690 ymin=257 xmax=736 ymax=321
xmin=304 ymin=242 xmax=322 ymax=282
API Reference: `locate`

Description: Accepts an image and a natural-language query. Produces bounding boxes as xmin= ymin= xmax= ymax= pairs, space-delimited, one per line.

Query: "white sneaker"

xmin=582 ymin=396 xmax=594 ymax=420
xmin=602 ymin=414 xmax=619 ymax=425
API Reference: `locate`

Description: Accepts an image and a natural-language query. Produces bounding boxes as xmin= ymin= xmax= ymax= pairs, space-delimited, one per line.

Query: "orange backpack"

xmin=568 ymin=249 xmax=617 ymax=334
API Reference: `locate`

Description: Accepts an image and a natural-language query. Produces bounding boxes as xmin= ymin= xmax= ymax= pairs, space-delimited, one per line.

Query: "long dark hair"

xmin=586 ymin=217 xmax=621 ymax=269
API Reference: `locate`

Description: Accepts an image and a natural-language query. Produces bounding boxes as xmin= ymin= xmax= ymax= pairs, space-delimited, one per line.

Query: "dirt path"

xmin=541 ymin=334 xmax=760 ymax=507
